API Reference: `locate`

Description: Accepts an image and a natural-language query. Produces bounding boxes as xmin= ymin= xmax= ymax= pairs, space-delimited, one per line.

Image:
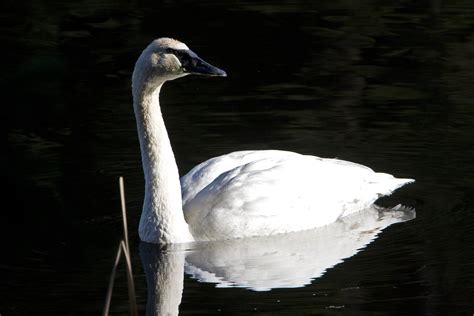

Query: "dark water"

xmin=3 ymin=0 xmax=474 ymax=314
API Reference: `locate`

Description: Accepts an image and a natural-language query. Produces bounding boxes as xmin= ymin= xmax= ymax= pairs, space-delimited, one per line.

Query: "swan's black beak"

xmin=179 ymin=50 xmax=227 ymax=77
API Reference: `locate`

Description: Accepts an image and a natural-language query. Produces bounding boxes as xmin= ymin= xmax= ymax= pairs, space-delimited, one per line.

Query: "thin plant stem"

xmin=119 ymin=177 xmax=130 ymax=252
xmin=121 ymin=240 xmax=138 ymax=316
xmin=119 ymin=177 xmax=138 ymax=316
xmin=103 ymin=177 xmax=138 ymax=316
xmin=103 ymin=242 xmax=123 ymax=316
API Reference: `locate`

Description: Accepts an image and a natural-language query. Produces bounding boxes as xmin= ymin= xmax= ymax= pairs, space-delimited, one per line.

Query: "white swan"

xmin=133 ymin=38 xmax=414 ymax=244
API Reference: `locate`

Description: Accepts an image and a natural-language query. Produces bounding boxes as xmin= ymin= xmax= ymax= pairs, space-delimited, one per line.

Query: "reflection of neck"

xmin=133 ymin=79 xmax=193 ymax=244
xmin=140 ymin=243 xmax=185 ymax=316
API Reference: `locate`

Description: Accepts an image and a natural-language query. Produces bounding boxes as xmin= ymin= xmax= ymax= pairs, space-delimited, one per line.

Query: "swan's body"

xmin=133 ymin=38 xmax=414 ymax=244
xmin=181 ymin=150 xmax=412 ymax=240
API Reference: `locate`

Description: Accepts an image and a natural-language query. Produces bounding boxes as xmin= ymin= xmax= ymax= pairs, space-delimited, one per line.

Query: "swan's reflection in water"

xmin=140 ymin=206 xmax=415 ymax=315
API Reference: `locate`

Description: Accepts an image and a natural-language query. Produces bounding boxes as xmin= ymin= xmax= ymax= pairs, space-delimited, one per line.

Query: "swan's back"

xmin=181 ymin=150 xmax=299 ymax=204
xmin=180 ymin=150 xmax=413 ymax=241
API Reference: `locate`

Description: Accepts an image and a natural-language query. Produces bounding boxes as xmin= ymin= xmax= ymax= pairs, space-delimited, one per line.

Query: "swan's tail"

xmin=349 ymin=174 xmax=414 ymax=216
xmin=373 ymin=173 xmax=415 ymax=196
xmin=392 ymin=177 xmax=415 ymax=189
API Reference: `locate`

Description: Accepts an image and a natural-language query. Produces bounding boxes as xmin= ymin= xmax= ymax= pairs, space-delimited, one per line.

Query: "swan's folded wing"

xmin=180 ymin=150 xmax=301 ymax=205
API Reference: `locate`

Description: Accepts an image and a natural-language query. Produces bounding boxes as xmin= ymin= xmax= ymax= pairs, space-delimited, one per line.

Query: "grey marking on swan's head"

xmin=133 ymin=37 xmax=226 ymax=89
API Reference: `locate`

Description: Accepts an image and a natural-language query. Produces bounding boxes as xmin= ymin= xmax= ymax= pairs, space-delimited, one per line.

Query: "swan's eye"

xmin=163 ymin=47 xmax=226 ymax=76
xmin=165 ymin=48 xmax=194 ymax=70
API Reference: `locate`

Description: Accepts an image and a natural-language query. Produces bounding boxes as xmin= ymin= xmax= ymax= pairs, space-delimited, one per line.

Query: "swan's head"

xmin=133 ymin=38 xmax=226 ymax=91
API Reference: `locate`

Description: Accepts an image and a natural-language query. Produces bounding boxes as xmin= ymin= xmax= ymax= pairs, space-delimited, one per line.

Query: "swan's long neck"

xmin=133 ymin=80 xmax=194 ymax=244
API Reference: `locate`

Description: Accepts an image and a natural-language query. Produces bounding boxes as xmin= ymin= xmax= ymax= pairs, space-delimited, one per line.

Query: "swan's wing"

xmin=180 ymin=150 xmax=300 ymax=205
xmin=181 ymin=150 xmax=413 ymax=241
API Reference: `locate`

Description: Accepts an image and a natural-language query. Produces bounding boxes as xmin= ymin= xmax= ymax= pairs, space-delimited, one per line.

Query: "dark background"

xmin=3 ymin=0 xmax=474 ymax=314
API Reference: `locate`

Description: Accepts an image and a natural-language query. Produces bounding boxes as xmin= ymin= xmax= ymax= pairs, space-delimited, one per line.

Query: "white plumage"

xmin=132 ymin=38 xmax=414 ymax=244
xmin=181 ymin=150 xmax=413 ymax=240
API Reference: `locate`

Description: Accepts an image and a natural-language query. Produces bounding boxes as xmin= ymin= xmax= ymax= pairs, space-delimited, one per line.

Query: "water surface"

xmin=3 ymin=0 xmax=474 ymax=314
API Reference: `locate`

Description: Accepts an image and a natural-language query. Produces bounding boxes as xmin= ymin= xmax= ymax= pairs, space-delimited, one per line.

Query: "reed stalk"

xmin=103 ymin=177 xmax=138 ymax=316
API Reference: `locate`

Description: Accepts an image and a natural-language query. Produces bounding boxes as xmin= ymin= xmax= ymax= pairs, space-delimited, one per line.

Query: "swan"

xmin=132 ymin=37 xmax=414 ymax=244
